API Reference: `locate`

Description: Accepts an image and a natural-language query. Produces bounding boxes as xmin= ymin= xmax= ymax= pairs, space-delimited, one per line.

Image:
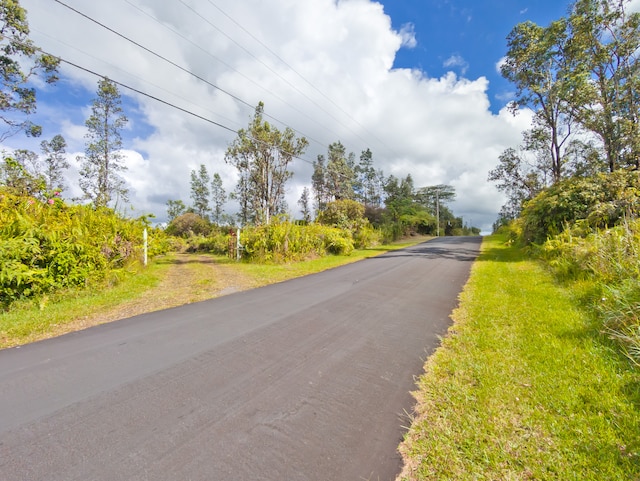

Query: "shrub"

xmin=536 ymin=218 xmax=640 ymax=368
xmin=519 ymin=170 xmax=640 ymax=245
xmin=0 ymin=190 xmax=163 ymax=310
xmin=239 ymin=220 xmax=355 ymax=262
xmin=165 ymin=213 xmax=212 ymax=237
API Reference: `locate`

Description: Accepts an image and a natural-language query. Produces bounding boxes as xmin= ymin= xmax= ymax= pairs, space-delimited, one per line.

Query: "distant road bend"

xmin=0 ymin=236 xmax=481 ymax=481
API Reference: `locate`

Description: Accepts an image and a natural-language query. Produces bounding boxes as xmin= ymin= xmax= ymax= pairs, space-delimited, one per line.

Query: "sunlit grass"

xmin=397 ymin=235 xmax=640 ymax=480
xmin=0 ymin=261 xmax=170 ymax=348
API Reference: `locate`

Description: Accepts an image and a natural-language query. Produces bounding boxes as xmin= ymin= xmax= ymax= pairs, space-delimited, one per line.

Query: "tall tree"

xmin=312 ymin=154 xmax=329 ymax=214
xmin=415 ymin=184 xmax=456 ymax=214
xmin=298 ymin=186 xmax=312 ymax=223
xmin=77 ymin=78 xmax=129 ymax=208
xmin=567 ymin=0 xmax=640 ymax=171
xmin=210 ymin=172 xmax=226 ymax=225
xmin=40 ymin=134 xmax=68 ymax=194
xmin=384 ymin=174 xmax=415 ymax=221
xmin=226 ymin=102 xmax=308 ymax=225
xmin=488 ymin=147 xmax=546 ymax=220
xmin=355 ymin=148 xmax=382 ymax=207
xmin=325 ymin=141 xmax=355 ymax=201
xmin=501 ymin=18 xmax=576 ymax=183
xmin=0 ymin=0 xmax=59 ymax=141
xmin=190 ymin=164 xmax=211 ymax=219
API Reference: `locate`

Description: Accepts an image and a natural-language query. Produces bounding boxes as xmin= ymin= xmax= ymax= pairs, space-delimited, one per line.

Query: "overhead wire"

xmin=52 ymin=0 xmax=329 ymax=151
xmin=52 ymin=0 xmax=397 ymax=164
xmin=28 ymin=1 xmax=377 ymax=185
xmin=176 ymin=0 xmax=384 ymax=151
xmin=121 ymin=0 xmax=331 ymax=149
xmin=203 ymin=0 xmax=396 ymax=156
xmin=35 ymin=49 xmax=318 ymax=166
xmin=32 ymin=28 xmax=246 ymax=132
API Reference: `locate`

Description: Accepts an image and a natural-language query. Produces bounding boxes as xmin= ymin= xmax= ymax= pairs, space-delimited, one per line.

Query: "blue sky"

xmin=380 ymin=0 xmax=572 ymax=112
xmin=9 ymin=0 xmax=593 ymax=231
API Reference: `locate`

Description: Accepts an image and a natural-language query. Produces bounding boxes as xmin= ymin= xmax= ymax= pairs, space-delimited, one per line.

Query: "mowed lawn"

xmin=397 ymin=235 xmax=640 ymax=481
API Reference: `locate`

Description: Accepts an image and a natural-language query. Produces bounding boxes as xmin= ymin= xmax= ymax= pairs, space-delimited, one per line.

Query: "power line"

xmin=121 ymin=0 xmax=330 ymax=150
xmin=51 ymin=0 xmax=330 ymax=151
xmin=203 ymin=0 xmax=396 ymax=156
xmin=16 ymin=5 xmax=378 ymax=185
xmin=51 ymin=0 xmax=397 ymax=167
xmin=176 ymin=0 xmax=385 ymax=151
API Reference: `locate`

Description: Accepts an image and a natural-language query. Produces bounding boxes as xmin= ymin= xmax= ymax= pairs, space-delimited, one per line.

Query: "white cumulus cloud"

xmin=10 ymin=0 xmax=529 ymax=232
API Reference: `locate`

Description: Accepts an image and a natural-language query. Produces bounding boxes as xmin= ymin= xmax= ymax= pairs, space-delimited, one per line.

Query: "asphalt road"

xmin=0 ymin=236 xmax=481 ymax=481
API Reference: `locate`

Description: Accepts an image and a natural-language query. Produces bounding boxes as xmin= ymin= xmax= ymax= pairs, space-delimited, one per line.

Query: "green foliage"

xmin=0 ymin=154 xmax=46 ymax=197
xmin=240 ymin=219 xmax=355 ymax=262
xmin=538 ymin=219 xmax=640 ymax=366
xmin=225 ymin=101 xmax=308 ymax=225
xmin=77 ymin=78 xmax=129 ymax=207
xmin=519 ymin=170 xmax=640 ymax=244
xmin=398 ymin=235 xmax=640 ymax=480
xmin=165 ymin=212 xmax=212 ymax=237
xmin=190 ymin=164 xmax=211 ymax=219
xmin=0 ymin=190 xmax=166 ymax=310
xmin=0 ymin=0 xmax=60 ymax=141
xmin=317 ymin=199 xmax=365 ymax=230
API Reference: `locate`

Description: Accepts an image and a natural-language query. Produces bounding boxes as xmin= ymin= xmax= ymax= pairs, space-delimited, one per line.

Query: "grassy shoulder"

xmin=0 ymin=236 xmax=431 ymax=349
xmin=397 ymin=235 xmax=640 ymax=480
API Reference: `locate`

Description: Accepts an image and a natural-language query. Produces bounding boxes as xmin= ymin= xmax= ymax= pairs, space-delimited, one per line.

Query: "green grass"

xmin=0 ymin=261 xmax=170 ymax=348
xmin=398 ymin=235 xmax=640 ymax=480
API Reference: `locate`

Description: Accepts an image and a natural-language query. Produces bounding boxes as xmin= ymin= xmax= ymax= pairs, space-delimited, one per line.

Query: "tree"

xmin=415 ymin=184 xmax=456 ymax=213
xmin=166 ymin=199 xmax=186 ymax=223
xmin=40 ymin=134 xmax=68 ymax=194
xmin=325 ymin=141 xmax=356 ymax=201
xmin=355 ymin=148 xmax=382 ymax=207
xmin=567 ymin=0 xmax=640 ymax=171
xmin=166 ymin=212 xmax=211 ymax=237
xmin=0 ymin=151 xmax=43 ymax=196
xmin=0 ymin=0 xmax=59 ymax=141
xmin=501 ymin=18 xmax=577 ymax=183
xmin=312 ymin=154 xmax=329 ymax=214
xmin=488 ymin=147 xmax=546 ymax=220
xmin=298 ymin=186 xmax=312 ymax=222
xmin=226 ymin=102 xmax=308 ymax=225
xmin=384 ymin=174 xmax=415 ymax=221
xmin=77 ymin=78 xmax=129 ymax=208
xmin=190 ymin=164 xmax=211 ymax=219
xmin=210 ymin=172 xmax=226 ymax=225
xmin=317 ymin=199 xmax=366 ymax=231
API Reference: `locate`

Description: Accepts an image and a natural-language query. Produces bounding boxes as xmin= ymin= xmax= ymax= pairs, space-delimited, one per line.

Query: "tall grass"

xmin=537 ymin=219 xmax=640 ymax=366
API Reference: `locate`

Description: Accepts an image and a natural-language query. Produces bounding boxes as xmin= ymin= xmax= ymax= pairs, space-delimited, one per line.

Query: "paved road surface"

xmin=0 ymin=236 xmax=481 ymax=481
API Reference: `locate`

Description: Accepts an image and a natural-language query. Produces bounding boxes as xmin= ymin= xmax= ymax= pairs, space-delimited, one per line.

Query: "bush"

xmin=0 ymin=191 xmax=164 ymax=310
xmin=536 ymin=218 xmax=640 ymax=367
xmin=519 ymin=170 xmax=640 ymax=245
xmin=165 ymin=213 xmax=212 ymax=237
xmin=240 ymin=220 xmax=355 ymax=262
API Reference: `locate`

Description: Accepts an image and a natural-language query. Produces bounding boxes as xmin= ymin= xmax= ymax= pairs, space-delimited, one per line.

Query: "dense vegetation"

xmin=488 ymin=0 xmax=640 ymax=368
xmin=0 ymin=189 xmax=168 ymax=310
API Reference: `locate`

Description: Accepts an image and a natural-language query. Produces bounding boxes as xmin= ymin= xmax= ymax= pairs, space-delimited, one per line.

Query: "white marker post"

xmin=143 ymin=228 xmax=148 ymax=266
